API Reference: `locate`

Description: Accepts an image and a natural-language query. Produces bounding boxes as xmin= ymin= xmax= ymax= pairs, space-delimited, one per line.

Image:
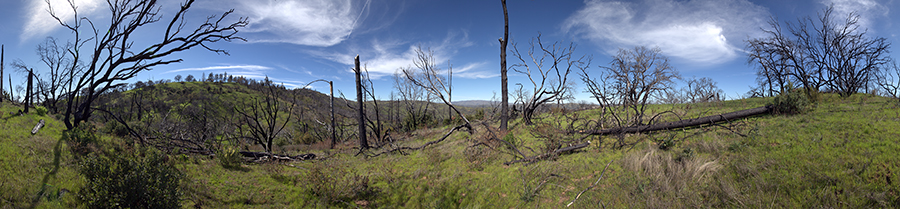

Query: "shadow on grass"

xmin=28 ymin=135 xmax=64 ymax=209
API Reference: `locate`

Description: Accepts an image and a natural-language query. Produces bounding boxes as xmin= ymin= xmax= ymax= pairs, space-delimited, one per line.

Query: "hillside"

xmin=3 ymin=92 xmax=899 ymax=208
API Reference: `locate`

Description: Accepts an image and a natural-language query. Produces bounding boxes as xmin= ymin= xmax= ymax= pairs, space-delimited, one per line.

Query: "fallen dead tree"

xmin=504 ymin=142 xmax=590 ymax=165
xmin=239 ymin=151 xmax=316 ymax=162
xmin=573 ymin=105 xmax=772 ymax=135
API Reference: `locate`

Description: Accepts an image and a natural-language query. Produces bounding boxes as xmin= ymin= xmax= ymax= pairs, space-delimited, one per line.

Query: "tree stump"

xmin=31 ymin=119 xmax=45 ymax=135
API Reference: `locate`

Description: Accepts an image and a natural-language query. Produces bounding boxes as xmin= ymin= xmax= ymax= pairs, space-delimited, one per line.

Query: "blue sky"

xmin=1 ymin=0 xmax=898 ymax=102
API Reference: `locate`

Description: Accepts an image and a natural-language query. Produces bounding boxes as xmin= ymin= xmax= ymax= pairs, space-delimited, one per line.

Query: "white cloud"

xmin=311 ymin=31 xmax=493 ymax=79
xmin=164 ymin=65 xmax=272 ymax=74
xmin=21 ymin=0 xmax=102 ymax=42
xmin=453 ymin=62 xmax=496 ymax=79
xmin=563 ymin=0 xmax=770 ymax=65
xmin=235 ymin=0 xmax=370 ymax=46
xmin=821 ymin=0 xmax=889 ymax=30
xmin=166 ymin=64 xmax=314 ymax=89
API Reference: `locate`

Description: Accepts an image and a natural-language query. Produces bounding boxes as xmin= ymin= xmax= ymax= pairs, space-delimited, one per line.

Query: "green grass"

xmin=0 ymin=101 xmax=80 ymax=208
xmin=4 ymin=93 xmax=900 ymax=208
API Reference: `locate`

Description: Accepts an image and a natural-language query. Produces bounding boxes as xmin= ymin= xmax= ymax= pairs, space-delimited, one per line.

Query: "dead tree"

xmin=354 ymin=55 xmax=369 ymax=150
xmin=573 ymin=105 xmax=772 ymax=135
xmin=235 ymin=80 xmax=294 ymax=154
xmin=746 ymin=5 xmax=890 ymax=98
xmin=375 ymin=46 xmax=473 ymax=156
xmin=683 ymin=77 xmax=724 ymax=103
xmin=510 ymin=34 xmax=588 ymax=125
xmin=392 ymin=71 xmax=434 ymax=132
xmin=47 ymin=0 xmax=247 ymax=129
xmin=746 ymin=35 xmax=789 ymax=97
xmin=1 ymin=44 xmax=4 ymax=103
xmin=581 ymin=46 xmax=679 ymax=128
xmin=33 ymin=37 xmax=78 ymax=113
xmin=876 ymin=61 xmax=900 ymax=102
xmin=361 ymin=67 xmax=391 ymax=147
xmin=26 ymin=70 xmax=33 ymax=113
xmin=499 ymin=0 xmax=510 ymax=131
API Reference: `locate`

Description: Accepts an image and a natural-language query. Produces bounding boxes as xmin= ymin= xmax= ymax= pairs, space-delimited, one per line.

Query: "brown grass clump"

xmin=618 ymin=144 xmax=725 ymax=207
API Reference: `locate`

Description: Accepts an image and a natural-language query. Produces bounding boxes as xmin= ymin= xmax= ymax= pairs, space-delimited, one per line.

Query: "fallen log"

xmin=31 ymin=119 xmax=45 ymax=135
xmin=572 ymin=105 xmax=772 ymax=135
xmin=504 ymin=142 xmax=590 ymax=165
xmin=239 ymin=151 xmax=316 ymax=162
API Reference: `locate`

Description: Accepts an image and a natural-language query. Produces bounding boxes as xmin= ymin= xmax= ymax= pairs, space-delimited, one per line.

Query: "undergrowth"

xmin=4 ymin=93 xmax=900 ymax=208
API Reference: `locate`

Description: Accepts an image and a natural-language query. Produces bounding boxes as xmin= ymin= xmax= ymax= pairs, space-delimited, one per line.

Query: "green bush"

xmin=217 ymin=145 xmax=243 ymax=170
xmin=34 ymin=106 xmax=48 ymax=116
xmin=65 ymin=124 xmax=99 ymax=155
xmin=770 ymin=86 xmax=809 ymax=115
xmin=101 ymin=120 xmax=130 ymax=137
xmin=79 ymin=151 xmax=184 ymax=208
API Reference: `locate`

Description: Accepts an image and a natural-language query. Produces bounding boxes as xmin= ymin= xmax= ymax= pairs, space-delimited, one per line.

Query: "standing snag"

xmin=581 ymin=46 xmax=679 ymax=127
xmin=510 ymin=35 xmax=589 ymax=125
xmin=745 ymin=5 xmax=890 ymax=98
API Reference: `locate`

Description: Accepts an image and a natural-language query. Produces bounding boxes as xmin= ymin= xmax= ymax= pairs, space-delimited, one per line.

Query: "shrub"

xmin=79 ymin=151 xmax=184 ymax=208
xmin=303 ymin=161 xmax=378 ymax=206
xmin=65 ymin=124 xmax=99 ymax=155
xmin=770 ymin=88 xmax=809 ymax=115
xmin=217 ymin=145 xmax=243 ymax=170
xmin=34 ymin=106 xmax=48 ymax=116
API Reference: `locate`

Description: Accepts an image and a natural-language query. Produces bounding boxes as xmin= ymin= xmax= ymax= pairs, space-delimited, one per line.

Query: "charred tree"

xmin=26 ymin=70 xmax=33 ymax=113
xmin=510 ymin=34 xmax=588 ymax=125
xmin=499 ymin=0 xmax=510 ymax=131
xmin=355 ymin=55 xmax=369 ymax=150
xmin=47 ymin=0 xmax=247 ymax=129
xmin=1 ymin=44 xmax=3 ymax=103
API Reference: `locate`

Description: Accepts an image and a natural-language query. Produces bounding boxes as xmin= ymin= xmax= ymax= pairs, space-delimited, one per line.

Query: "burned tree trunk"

xmin=574 ymin=105 xmax=772 ymax=135
xmin=26 ymin=70 xmax=33 ymax=113
xmin=1 ymin=44 xmax=4 ymax=103
xmin=355 ymin=55 xmax=369 ymax=150
xmin=32 ymin=119 xmax=45 ymax=135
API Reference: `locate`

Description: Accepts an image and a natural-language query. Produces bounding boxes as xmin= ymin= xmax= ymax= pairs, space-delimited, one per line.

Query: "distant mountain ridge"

xmin=453 ymin=100 xmax=498 ymax=107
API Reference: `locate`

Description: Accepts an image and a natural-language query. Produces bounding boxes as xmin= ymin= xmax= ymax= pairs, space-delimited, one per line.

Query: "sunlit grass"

xmin=4 ymin=93 xmax=899 ymax=208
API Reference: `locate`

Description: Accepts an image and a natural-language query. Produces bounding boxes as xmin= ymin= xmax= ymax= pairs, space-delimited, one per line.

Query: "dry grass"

xmin=617 ymin=143 xmax=725 ymax=207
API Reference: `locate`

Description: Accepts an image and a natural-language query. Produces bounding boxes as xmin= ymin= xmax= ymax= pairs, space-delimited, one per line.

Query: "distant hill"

xmin=453 ymin=100 xmax=498 ymax=107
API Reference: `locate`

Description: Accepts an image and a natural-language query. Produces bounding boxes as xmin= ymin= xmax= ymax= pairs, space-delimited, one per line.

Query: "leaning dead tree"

xmin=375 ymin=46 xmax=473 ymax=156
xmin=48 ymin=0 xmax=247 ymax=129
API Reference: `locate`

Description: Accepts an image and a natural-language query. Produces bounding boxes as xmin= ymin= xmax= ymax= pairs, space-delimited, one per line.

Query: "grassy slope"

xmin=3 ymin=93 xmax=899 ymax=208
xmin=0 ymin=102 xmax=80 ymax=208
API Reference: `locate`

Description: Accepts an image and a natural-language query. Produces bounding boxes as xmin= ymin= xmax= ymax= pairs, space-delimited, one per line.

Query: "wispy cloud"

xmin=232 ymin=0 xmax=371 ymax=46
xmin=166 ymin=64 xmax=322 ymax=89
xmin=821 ymin=0 xmax=889 ymax=30
xmin=21 ymin=0 xmax=102 ymax=42
xmin=310 ymin=31 xmax=492 ymax=79
xmin=563 ymin=0 xmax=770 ymax=65
xmin=453 ymin=62 xmax=496 ymax=79
xmin=164 ymin=65 xmax=272 ymax=74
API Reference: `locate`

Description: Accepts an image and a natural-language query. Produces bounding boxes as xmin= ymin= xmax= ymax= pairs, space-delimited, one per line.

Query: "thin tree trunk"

xmin=26 ymin=70 xmax=33 ymax=113
xmin=499 ymin=0 xmax=510 ymax=131
xmin=355 ymin=55 xmax=368 ymax=150
xmin=330 ymin=81 xmax=337 ymax=149
xmin=1 ymin=45 xmax=4 ymax=103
